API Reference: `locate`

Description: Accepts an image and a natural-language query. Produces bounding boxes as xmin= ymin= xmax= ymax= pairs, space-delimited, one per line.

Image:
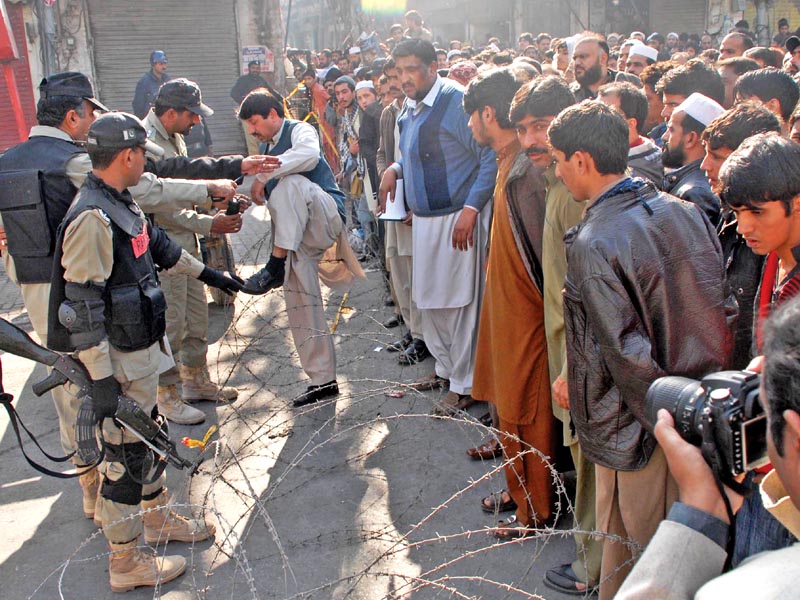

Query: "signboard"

xmin=241 ymin=45 xmax=274 ymax=74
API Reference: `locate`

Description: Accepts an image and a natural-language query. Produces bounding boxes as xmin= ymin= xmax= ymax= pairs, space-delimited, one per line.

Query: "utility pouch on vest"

xmin=0 ymin=169 xmax=52 ymax=259
xmin=105 ymin=274 xmax=166 ymax=352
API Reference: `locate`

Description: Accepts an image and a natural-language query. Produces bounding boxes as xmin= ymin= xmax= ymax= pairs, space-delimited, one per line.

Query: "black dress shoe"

xmin=398 ymin=338 xmax=430 ymax=364
xmin=386 ymin=331 xmax=412 ymax=352
xmin=291 ymin=380 xmax=339 ymax=407
xmin=382 ymin=314 xmax=404 ymax=329
xmin=241 ymin=264 xmax=284 ymax=295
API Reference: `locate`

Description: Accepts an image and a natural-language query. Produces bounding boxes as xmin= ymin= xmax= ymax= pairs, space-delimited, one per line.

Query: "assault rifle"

xmin=0 ymin=317 xmax=196 ymax=475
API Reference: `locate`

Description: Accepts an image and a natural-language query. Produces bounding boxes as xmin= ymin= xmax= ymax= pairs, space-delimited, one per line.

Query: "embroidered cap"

xmin=86 ymin=111 xmax=165 ymax=158
xmin=675 ymin=93 xmax=725 ymax=127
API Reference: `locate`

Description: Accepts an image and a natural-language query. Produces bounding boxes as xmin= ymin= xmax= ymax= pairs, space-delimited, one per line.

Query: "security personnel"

xmin=48 ymin=112 xmax=242 ymax=592
xmin=144 ymin=79 xmax=241 ymax=424
xmin=133 ymin=50 xmax=170 ymax=118
xmin=0 ymin=72 xmax=234 ymax=524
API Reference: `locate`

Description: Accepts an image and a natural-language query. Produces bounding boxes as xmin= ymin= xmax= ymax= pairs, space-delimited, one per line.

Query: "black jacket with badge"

xmin=563 ymin=179 xmax=732 ymax=471
xmin=48 ymin=174 xmax=182 ymax=354
xmin=662 ymin=158 xmax=721 ymax=226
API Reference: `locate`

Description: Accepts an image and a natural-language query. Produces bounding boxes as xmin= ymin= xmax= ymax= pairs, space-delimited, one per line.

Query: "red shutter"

xmin=0 ymin=1 xmax=36 ymax=152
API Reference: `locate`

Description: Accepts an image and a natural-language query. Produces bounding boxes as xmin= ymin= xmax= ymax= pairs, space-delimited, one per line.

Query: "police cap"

xmin=87 ymin=111 xmax=165 ymax=158
xmin=156 ymin=78 xmax=214 ymax=117
xmin=39 ymin=72 xmax=109 ymax=112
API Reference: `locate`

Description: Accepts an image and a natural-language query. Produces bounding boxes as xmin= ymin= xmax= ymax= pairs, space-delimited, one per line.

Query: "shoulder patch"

xmin=96 ymin=208 xmax=111 ymax=224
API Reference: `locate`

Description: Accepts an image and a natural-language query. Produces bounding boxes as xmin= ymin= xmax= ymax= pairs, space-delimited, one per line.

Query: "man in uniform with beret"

xmin=133 ymin=50 xmax=170 ymax=119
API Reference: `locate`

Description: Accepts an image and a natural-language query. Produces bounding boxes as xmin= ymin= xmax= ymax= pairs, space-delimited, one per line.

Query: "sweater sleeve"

xmin=449 ymin=100 xmax=496 ymax=212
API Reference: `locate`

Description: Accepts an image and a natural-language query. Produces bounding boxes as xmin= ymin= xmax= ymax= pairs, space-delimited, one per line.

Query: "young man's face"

xmin=661 ymin=93 xmax=687 ymax=120
xmin=467 ymin=109 xmax=491 ymax=148
xmin=302 ymin=75 xmax=316 ymax=89
xmin=356 ymin=88 xmax=377 ymax=111
xmin=334 ymin=83 xmax=354 ymax=108
xmin=515 ymin=114 xmax=556 ymax=169
xmin=553 ymin=149 xmax=588 ymax=200
xmin=700 ymin=143 xmax=734 ymax=193
xmin=644 ymin=84 xmax=664 ymax=129
xmin=152 ymin=62 xmax=167 ymax=76
xmin=626 ymin=54 xmax=649 ymax=76
xmin=732 ymin=199 xmax=799 ymax=256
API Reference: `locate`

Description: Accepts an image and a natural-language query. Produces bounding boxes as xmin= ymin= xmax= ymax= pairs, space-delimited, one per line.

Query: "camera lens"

xmin=644 ymin=376 xmax=705 ymax=444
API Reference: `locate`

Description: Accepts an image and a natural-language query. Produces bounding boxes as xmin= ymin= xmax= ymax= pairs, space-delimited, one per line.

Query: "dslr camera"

xmin=644 ymin=370 xmax=769 ymax=477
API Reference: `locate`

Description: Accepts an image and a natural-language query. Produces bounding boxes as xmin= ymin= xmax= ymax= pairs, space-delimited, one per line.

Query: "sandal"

xmin=481 ymin=491 xmax=517 ymax=513
xmin=467 ymin=437 xmax=503 ymax=460
xmin=544 ymin=563 xmax=598 ymax=596
xmin=431 ymin=391 xmax=475 ymax=416
xmin=490 ymin=514 xmax=536 ymax=539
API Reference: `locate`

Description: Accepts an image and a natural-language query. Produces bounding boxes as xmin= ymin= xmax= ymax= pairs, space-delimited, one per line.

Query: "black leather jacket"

xmin=662 ymin=159 xmax=721 ymax=226
xmin=563 ymin=181 xmax=732 ymax=471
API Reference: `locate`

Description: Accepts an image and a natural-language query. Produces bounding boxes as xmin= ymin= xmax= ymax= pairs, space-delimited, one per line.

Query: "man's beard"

xmin=577 ymin=62 xmax=603 ymax=86
xmin=662 ymin=140 xmax=686 ymax=169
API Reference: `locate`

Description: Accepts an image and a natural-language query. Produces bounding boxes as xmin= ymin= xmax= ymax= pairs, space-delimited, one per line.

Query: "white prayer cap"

xmin=629 ymin=44 xmax=658 ymax=62
xmin=675 ymin=93 xmax=725 ymax=126
xmin=486 ymin=42 xmax=500 ymax=53
xmin=446 ymin=49 xmax=461 ymax=61
xmin=349 ymin=46 xmax=361 ymax=55
xmin=667 ymin=32 xmax=679 ymax=39
xmin=355 ymin=80 xmax=375 ymax=91
xmin=621 ymin=38 xmax=644 ymax=49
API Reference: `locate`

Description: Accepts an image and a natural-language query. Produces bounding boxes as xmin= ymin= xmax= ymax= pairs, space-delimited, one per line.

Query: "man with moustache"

xmin=465 ymin=67 xmax=556 ymax=539
xmin=662 ymin=93 xmax=725 ymax=225
xmin=144 ymin=79 xmax=244 ymax=425
xmin=238 ymin=91 xmax=364 ymax=407
xmin=512 ymin=75 xmax=603 ymax=594
xmin=378 ymin=39 xmax=497 ymax=415
xmin=571 ymin=36 xmax=640 ymax=102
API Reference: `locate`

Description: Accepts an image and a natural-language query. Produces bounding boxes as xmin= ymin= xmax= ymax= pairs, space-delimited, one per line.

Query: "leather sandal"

xmin=467 ymin=437 xmax=502 ymax=460
xmin=544 ymin=563 xmax=598 ymax=596
xmin=491 ymin=514 xmax=537 ymax=540
xmin=481 ymin=491 xmax=517 ymax=513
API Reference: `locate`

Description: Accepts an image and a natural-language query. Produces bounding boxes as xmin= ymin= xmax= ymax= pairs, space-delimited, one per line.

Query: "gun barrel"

xmin=0 ymin=318 xmax=59 ymax=367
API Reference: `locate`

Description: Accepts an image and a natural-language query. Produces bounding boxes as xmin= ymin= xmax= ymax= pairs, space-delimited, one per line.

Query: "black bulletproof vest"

xmin=48 ymin=176 xmax=166 ymax=353
xmin=0 ymin=135 xmax=84 ymax=283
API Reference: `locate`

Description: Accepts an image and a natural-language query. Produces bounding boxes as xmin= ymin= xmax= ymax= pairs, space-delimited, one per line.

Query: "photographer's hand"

xmin=655 ymin=410 xmax=744 ymax=523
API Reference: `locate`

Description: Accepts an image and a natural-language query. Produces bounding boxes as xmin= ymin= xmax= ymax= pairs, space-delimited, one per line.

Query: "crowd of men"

xmin=2 ymin=7 xmax=800 ymax=597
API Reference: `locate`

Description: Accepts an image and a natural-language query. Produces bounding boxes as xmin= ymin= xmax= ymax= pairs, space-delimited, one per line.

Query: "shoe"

xmin=292 ymin=380 xmax=339 ymax=408
xmin=382 ymin=314 xmax=404 ymax=329
xmin=180 ymin=365 xmax=238 ymax=403
xmin=240 ymin=263 xmax=284 ymax=295
xmin=157 ymin=385 xmax=205 ymax=425
xmin=142 ymin=489 xmax=216 ymax=545
xmin=108 ymin=538 xmax=186 ymax=593
xmin=386 ymin=331 xmax=412 ymax=353
xmin=431 ymin=391 xmax=475 ymax=416
xmin=467 ymin=437 xmax=503 ymax=460
xmin=384 ymin=295 xmax=395 ymax=307
xmin=544 ymin=563 xmax=598 ymax=596
xmin=481 ymin=490 xmax=518 ymax=513
xmin=398 ymin=338 xmax=430 ymax=364
xmin=79 ymin=467 xmax=99 ymax=520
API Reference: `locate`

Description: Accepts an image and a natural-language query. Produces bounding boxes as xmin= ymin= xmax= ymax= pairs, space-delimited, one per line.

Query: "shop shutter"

xmin=87 ymin=0 xmax=245 ymax=155
xmin=648 ymin=0 xmax=707 ymax=38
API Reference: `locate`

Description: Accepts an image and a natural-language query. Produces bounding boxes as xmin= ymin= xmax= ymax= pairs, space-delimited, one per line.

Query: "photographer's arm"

xmin=616 ymin=410 xmax=743 ymax=600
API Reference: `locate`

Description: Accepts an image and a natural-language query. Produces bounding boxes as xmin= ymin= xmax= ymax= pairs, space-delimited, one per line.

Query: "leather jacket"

xmin=563 ymin=180 xmax=732 ymax=471
xmin=662 ymin=159 xmax=721 ymax=226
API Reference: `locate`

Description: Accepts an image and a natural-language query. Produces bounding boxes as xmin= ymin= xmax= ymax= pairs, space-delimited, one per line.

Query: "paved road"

xmin=0 ymin=207 xmax=584 ymax=599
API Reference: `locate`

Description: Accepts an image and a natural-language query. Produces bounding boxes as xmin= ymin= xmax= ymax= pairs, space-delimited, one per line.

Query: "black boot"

xmin=241 ymin=255 xmax=286 ymax=295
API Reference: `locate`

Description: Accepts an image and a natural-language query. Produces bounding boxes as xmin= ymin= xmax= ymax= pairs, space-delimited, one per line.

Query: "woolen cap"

xmin=39 ymin=71 xmax=109 ymax=112
xmin=86 ymin=112 xmax=164 ymax=157
xmin=156 ymin=78 xmax=214 ymax=117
